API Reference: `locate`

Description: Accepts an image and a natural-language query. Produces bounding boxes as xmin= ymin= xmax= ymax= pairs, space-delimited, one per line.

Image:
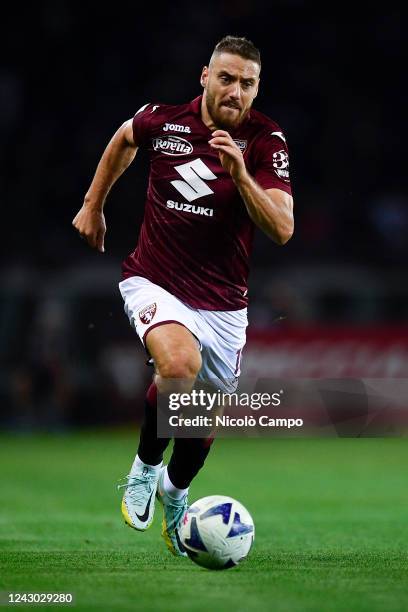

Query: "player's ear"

xmin=200 ymin=66 xmax=208 ymax=88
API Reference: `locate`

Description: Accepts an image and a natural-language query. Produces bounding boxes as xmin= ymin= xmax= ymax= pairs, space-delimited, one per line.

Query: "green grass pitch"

xmin=1 ymin=432 xmax=408 ymax=611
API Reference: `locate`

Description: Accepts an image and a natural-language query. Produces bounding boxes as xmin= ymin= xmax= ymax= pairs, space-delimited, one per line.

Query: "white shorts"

xmin=119 ymin=276 xmax=247 ymax=392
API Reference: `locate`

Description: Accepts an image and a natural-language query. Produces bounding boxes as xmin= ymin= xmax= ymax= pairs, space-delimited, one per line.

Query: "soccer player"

xmin=72 ymin=36 xmax=294 ymax=557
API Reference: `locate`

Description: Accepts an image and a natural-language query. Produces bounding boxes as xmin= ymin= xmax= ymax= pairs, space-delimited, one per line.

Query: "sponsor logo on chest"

xmin=152 ymin=135 xmax=193 ymax=156
xmin=163 ymin=122 xmax=191 ymax=133
xmin=166 ymin=199 xmax=214 ymax=217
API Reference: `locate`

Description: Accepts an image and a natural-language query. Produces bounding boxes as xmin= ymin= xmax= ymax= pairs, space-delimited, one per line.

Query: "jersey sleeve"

xmin=253 ymin=128 xmax=292 ymax=195
xmin=132 ymin=103 xmax=154 ymax=148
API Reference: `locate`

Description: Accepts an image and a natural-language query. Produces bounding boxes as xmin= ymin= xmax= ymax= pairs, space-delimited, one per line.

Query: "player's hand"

xmin=208 ymin=130 xmax=247 ymax=182
xmin=72 ymin=204 xmax=106 ymax=253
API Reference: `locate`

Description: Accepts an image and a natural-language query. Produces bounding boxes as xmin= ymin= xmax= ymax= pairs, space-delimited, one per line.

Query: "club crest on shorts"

xmin=139 ymin=303 xmax=157 ymax=324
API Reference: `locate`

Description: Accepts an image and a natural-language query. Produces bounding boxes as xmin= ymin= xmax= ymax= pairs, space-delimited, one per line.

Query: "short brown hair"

xmin=212 ymin=35 xmax=261 ymax=68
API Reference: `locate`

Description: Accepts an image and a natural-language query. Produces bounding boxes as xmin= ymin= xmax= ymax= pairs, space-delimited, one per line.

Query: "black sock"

xmin=137 ymin=383 xmax=170 ymax=465
xmin=167 ymin=437 xmax=214 ymax=489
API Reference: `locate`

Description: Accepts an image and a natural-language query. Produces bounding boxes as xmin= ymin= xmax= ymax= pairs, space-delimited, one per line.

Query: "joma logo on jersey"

xmin=152 ymin=135 xmax=193 ymax=156
xmin=167 ymin=200 xmax=214 ymax=217
xmin=163 ymin=122 xmax=191 ymax=133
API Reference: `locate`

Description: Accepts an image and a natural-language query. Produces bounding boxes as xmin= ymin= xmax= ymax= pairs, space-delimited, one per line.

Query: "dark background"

xmin=1 ymin=1 xmax=406 ymax=429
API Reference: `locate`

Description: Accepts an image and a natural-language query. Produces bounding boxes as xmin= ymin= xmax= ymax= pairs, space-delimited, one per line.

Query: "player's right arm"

xmin=72 ymin=119 xmax=137 ymax=252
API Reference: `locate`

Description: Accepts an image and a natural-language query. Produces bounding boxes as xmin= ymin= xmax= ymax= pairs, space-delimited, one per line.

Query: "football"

xmin=179 ymin=495 xmax=255 ymax=570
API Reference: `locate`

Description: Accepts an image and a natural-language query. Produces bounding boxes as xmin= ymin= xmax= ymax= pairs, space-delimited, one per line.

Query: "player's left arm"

xmin=209 ymin=130 xmax=294 ymax=245
xmin=234 ymin=177 xmax=293 ymax=245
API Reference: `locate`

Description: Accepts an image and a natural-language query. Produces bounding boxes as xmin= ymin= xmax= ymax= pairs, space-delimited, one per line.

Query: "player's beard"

xmin=205 ymin=89 xmax=248 ymax=131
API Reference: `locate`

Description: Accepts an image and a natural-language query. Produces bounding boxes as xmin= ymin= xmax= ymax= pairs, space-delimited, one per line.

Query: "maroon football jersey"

xmin=122 ymin=95 xmax=292 ymax=310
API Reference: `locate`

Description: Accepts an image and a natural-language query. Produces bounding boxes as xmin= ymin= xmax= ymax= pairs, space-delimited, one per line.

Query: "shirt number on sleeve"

xmin=171 ymin=158 xmax=217 ymax=202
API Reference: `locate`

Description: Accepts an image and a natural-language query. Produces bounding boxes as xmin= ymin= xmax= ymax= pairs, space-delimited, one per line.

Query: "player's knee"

xmin=155 ymin=355 xmax=201 ymax=396
xmin=158 ymin=349 xmax=202 ymax=380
